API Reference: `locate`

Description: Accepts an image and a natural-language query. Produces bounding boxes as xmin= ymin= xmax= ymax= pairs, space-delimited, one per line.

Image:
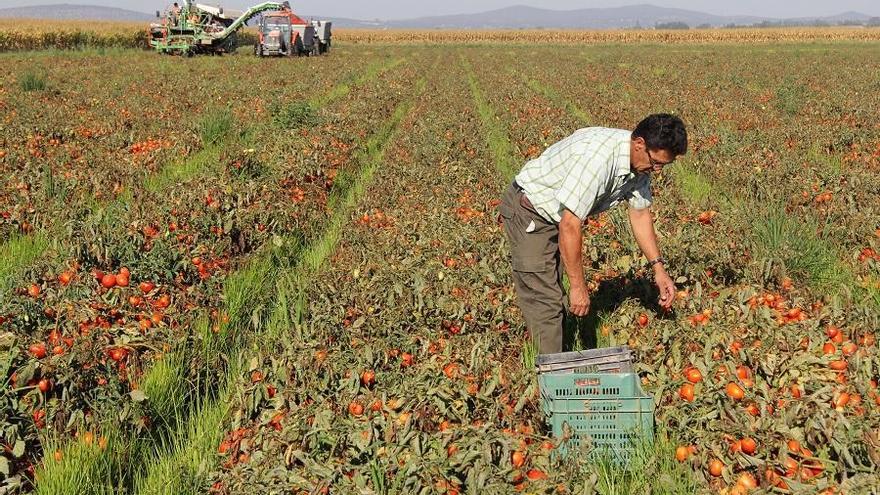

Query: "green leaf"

xmin=0 ymin=332 xmax=16 ymax=351
xmin=0 ymin=456 xmax=9 ymax=476
xmin=130 ymin=389 xmax=147 ymax=402
xmin=16 ymin=362 xmax=36 ymax=386
xmin=12 ymin=440 xmax=25 ymax=458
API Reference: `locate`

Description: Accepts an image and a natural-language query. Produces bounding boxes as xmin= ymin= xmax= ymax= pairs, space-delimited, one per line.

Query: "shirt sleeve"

xmin=626 ymin=175 xmax=653 ymax=210
xmin=554 ymin=156 xmax=608 ymax=221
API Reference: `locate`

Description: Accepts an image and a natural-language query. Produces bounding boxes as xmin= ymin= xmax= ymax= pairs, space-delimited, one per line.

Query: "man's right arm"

xmin=559 ymin=208 xmax=590 ymax=316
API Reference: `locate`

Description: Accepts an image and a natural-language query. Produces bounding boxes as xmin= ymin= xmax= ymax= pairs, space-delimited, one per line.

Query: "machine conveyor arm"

xmin=208 ymin=1 xmax=289 ymax=43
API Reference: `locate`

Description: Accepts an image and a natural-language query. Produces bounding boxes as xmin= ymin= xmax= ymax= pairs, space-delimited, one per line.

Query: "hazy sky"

xmin=3 ymin=0 xmax=879 ymax=19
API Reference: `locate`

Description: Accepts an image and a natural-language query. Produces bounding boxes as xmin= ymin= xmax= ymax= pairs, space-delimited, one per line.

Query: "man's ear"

xmin=633 ymin=136 xmax=646 ymax=151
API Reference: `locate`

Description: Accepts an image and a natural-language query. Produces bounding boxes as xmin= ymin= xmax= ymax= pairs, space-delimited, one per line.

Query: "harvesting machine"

xmin=149 ymin=1 xmax=329 ymax=56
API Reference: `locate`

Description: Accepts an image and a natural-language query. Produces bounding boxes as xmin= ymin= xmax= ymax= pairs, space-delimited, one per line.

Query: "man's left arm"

xmin=628 ymin=206 xmax=675 ymax=309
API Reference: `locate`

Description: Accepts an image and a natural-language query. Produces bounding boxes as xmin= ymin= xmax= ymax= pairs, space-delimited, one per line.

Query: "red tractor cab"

xmin=255 ymin=9 xmax=331 ymax=57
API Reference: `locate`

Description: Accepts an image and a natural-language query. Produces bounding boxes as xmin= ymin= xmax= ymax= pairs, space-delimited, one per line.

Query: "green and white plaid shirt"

xmin=514 ymin=127 xmax=652 ymax=224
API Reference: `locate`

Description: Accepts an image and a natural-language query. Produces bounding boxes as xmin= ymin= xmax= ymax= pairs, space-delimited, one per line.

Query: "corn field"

xmin=2 ymin=19 xmax=880 ymax=52
xmin=335 ymin=26 xmax=880 ymax=44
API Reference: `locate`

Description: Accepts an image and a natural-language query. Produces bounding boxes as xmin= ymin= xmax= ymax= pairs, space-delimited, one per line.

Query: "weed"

xmin=671 ymin=161 xmax=712 ymax=207
xmin=272 ymin=101 xmax=318 ymax=130
xmin=19 ymin=71 xmax=46 ymax=91
xmin=752 ymin=208 xmax=849 ymax=290
xmin=775 ymin=77 xmax=805 ymax=116
xmin=199 ymin=107 xmax=234 ymax=147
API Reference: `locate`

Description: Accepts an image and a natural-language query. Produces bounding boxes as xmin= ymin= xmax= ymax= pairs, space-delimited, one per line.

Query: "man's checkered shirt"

xmin=514 ymin=127 xmax=653 ymax=224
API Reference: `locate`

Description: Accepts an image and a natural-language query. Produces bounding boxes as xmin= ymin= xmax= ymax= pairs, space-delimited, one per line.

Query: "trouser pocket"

xmin=512 ymin=254 xmax=554 ymax=273
xmin=504 ymin=212 xmax=558 ymax=271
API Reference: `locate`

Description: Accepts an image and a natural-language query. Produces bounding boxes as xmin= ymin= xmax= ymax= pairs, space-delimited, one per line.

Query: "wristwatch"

xmin=647 ymin=257 xmax=667 ymax=269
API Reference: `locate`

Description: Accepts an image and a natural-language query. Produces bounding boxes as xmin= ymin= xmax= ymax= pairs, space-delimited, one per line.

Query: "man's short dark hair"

xmin=632 ymin=113 xmax=688 ymax=156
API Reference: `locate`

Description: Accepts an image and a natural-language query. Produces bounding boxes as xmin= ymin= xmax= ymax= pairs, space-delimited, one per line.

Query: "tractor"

xmin=254 ymin=9 xmax=332 ymax=57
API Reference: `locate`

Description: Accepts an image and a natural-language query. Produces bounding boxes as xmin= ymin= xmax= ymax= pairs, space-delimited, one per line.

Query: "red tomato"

xmin=101 ymin=274 xmax=117 ymax=289
xmin=29 ymin=343 xmax=47 ymax=359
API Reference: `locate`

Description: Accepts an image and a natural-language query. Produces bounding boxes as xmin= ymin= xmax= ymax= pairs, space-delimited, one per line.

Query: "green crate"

xmin=539 ymin=372 xmax=654 ymax=464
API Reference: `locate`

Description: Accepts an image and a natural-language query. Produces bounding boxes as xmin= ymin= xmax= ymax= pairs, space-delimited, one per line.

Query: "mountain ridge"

xmin=0 ymin=3 xmax=875 ymax=29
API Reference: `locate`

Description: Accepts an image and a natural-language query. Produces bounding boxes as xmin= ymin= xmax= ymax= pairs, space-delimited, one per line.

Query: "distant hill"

xmin=380 ymin=4 xmax=756 ymax=29
xmin=380 ymin=4 xmax=875 ymax=29
xmin=785 ymin=11 xmax=874 ymax=25
xmin=0 ymin=4 xmax=153 ymax=21
xmin=0 ymin=3 xmax=875 ymax=29
xmin=0 ymin=3 xmax=380 ymax=27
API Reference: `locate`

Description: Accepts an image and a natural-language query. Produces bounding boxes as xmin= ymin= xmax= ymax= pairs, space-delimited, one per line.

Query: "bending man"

xmin=499 ymin=114 xmax=688 ymax=355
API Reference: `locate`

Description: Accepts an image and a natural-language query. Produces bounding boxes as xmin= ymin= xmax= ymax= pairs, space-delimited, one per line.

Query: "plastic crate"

xmin=539 ymin=372 xmax=654 ymax=463
xmin=535 ymin=346 xmax=633 ymax=374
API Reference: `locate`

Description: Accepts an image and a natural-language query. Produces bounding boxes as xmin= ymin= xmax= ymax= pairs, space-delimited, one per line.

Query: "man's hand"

xmin=628 ymin=206 xmax=675 ymax=308
xmin=559 ymin=209 xmax=590 ymax=317
xmin=569 ymin=285 xmax=591 ymax=317
xmin=655 ymin=267 xmax=676 ymax=309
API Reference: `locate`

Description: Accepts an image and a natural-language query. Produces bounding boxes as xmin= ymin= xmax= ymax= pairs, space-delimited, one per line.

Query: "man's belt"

xmin=512 ymin=181 xmax=537 ymax=213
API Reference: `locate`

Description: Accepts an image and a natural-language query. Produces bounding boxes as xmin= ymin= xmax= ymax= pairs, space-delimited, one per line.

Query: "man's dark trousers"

xmin=499 ymin=181 xmax=565 ymax=354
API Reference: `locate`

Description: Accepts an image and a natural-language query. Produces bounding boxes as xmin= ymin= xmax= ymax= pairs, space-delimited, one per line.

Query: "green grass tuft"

xmin=752 ymin=209 xmax=850 ymax=290
xmin=34 ymin=430 xmax=124 ymax=495
xmin=0 ymin=234 xmax=49 ymax=297
xmin=670 ymin=160 xmax=713 ymax=208
xmin=19 ymin=70 xmax=47 ymax=91
xmin=775 ymin=77 xmax=806 ymax=117
xmin=144 ymin=146 xmax=223 ymax=193
xmin=133 ymin=383 xmax=233 ymax=495
xmin=199 ymin=107 xmax=234 ymax=147
xmin=580 ymin=429 xmax=702 ymax=494
xmin=271 ymin=101 xmax=318 ymax=130
xmin=317 ymin=84 xmax=419 ymax=272
xmin=522 ymin=340 xmax=538 ymax=369
xmin=140 ymin=351 xmax=190 ymax=429
xmin=869 ymin=282 xmax=880 ymax=310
